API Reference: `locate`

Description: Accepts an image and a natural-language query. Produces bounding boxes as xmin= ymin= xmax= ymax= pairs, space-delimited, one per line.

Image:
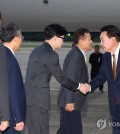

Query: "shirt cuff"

xmin=77 ymin=83 xmax=81 ymax=90
xmin=89 ymin=86 xmax=91 ymax=92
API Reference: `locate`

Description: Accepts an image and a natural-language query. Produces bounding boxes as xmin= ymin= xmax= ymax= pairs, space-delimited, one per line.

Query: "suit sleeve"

xmin=89 ymin=55 xmax=106 ymax=92
xmin=8 ymin=57 xmax=23 ymax=124
xmin=0 ymin=44 xmax=10 ymax=121
xmin=46 ymin=52 xmax=78 ymax=91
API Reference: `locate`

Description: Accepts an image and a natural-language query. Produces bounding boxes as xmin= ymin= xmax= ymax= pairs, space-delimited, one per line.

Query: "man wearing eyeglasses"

xmin=0 ymin=23 xmax=26 ymax=134
xmin=25 ymin=23 xmax=87 ymax=134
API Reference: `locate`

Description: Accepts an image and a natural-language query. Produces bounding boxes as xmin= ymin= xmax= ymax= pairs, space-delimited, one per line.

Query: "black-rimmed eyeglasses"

xmin=58 ymin=36 xmax=65 ymax=41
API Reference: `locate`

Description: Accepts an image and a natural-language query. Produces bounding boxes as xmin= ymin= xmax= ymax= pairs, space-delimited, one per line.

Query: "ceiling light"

xmin=43 ymin=0 xmax=49 ymax=4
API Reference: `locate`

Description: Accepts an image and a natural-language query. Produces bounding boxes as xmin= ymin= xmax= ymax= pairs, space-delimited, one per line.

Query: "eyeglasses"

xmin=19 ymin=35 xmax=24 ymax=40
xmin=58 ymin=36 xmax=65 ymax=41
xmin=21 ymin=36 xmax=24 ymax=40
xmin=17 ymin=35 xmax=24 ymax=40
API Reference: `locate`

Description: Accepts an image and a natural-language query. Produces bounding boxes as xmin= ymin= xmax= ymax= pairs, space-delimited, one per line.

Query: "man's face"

xmin=14 ymin=35 xmax=23 ymax=51
xmin=100 ymin=31 xmax=114 ymax=53
xmin=55 ymin=35 xmax=65 ymax=49
xmin=94 ymin=47 xmax=99 ymax=53
xmin=82 ymin=32 xmax=93 ymax=51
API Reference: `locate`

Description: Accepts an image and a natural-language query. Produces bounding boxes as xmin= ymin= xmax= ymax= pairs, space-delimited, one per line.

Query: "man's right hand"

xmin=0 ymin=121 xmax=9 ymax=131
xmin=65 ymin=103 xmax=74 ymax=112
xmin=79 ymin=83 xmax=90 ymax=94
xmin=14 ymin=121 xmax=24 ymax=131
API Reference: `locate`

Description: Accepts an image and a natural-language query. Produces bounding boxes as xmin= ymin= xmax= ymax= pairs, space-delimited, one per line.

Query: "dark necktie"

xmin=112 ymin=54 xmax=116 ymax=80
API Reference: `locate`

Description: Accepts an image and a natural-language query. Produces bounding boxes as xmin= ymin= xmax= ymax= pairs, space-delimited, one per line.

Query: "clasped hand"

xmin=79 ymin=83 xmax=90 ymax=94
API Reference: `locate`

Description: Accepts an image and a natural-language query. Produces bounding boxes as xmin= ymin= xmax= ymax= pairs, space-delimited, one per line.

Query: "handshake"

xmin=79 ymin=83 xmax=90 ymax=94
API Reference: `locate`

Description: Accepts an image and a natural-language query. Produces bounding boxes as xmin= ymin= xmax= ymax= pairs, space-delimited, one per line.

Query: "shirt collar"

xmin=4 ymin=45 xmax=15 ymax=55
xmin=79 ymin=48 xmax=86 ymax=57
xmin=111 ymin=42 xmax=120 ymax=55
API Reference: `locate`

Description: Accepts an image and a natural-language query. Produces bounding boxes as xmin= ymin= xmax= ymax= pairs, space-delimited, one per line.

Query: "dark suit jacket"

xmin=58 ymin=46 xmax=88 ymax=111
xmin=5 ymin=47 xmax=26 ymax=126
xmin=89 ymin=51 xmax=120 ymax=117
xmin=0 ymin=43 xmax=9 ymax=121
xmin=25 ymin=42 xmax=79 ymax=110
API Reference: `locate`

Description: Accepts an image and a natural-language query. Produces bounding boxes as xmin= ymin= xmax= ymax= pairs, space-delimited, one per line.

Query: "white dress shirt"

xmin=111 ymin=42 xmax=120 ymax=67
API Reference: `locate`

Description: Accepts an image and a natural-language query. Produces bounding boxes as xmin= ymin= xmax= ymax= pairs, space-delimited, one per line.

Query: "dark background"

xmin=23 ymin=32 xmax=100 ymax=42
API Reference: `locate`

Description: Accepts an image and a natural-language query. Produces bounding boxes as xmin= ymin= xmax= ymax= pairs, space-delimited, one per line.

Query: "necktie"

xmin=112 ymin=54 xmax=118 ymax=105
xmin=112 ymin=54 xmax=116 ymax=80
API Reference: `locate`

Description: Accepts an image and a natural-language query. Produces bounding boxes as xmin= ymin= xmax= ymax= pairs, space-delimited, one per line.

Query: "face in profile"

xmin=82 ymin=32 xmax=93 ymax=51
xmin=100 ymin=32 xmax=115 ymax=53
xmin=14 ymin=35 xmax=23 ymax=51
xmin=55 ymin=35 xmax=65 ymax=49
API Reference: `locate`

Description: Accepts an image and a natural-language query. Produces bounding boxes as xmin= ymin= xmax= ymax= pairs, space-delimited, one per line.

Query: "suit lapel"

xmin=74 ymin=46 xmax=86 ymax=64
xmin=74 ymin=46 xmax=88 ymax=78
xmin=106 ymin=53 xmax=113 ymax=80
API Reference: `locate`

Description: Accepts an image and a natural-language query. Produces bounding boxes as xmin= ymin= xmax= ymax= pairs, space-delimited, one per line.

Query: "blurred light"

xmin=67 ymin=33 xmax=71 ymax=36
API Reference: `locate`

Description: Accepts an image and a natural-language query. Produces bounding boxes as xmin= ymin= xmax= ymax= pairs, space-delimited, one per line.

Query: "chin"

xmin=103 ymin=48 xmax=107 ymax=52
xmin=89 ymin=46 xmax=92 ymax=50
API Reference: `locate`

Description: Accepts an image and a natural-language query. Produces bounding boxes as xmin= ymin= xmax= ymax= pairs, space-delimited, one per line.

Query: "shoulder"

xmin=90 ymin=52 xmax=95 ymax=56
xmin=31 ymin=42 xmax=54 ymax=57
xmin=99 ymin=52 xmax=103 ymax=55
xmin=102 ymin=52 xmax=110 ymax=60
xmin=5 ymin=47 xmax=14 ymax=58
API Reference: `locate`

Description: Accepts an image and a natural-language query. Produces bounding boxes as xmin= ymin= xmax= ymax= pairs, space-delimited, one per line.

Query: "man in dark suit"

xmin=57 ymin=28 xmax=93 ymax=134
xmin=82 ymin=25 xmax=120 ymax=134
xmin=89 ymin=45 xmax=103 ymax=93
xmin=0 ymin=15 xmax=9 ymax=131
xmin=0 ymin=23 xmax=26 ymax=134
xmin=25 ymin=24 xmax=87 ymax=134
xmin=0 ymin=43 xmax=9 ymax=131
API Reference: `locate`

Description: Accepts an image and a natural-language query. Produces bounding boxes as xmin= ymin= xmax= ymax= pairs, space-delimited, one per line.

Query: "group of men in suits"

xmin=1 ymin=23 xmax=120 ymax=134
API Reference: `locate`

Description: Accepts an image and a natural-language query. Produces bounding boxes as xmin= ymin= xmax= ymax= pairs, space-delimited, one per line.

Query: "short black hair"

xmin=94 ymin=45 xmax=99 ymax=48
xmin=100 ymin=25 xmax=120 ymax=42
xmin=44 ymin=23 xmax=67 ymax=40
xmin=0 ymin=23 xmax=21 ymax=42
xmin=73 ymin=28 xmax=90 ymax=45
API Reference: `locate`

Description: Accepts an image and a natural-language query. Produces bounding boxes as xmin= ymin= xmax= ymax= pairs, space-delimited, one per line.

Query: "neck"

xmin=111 ymin=43 xmax=119 ymax=53
xmin=45 ymin=40 xmax=55 ymax=50
xmin=3 ymin=42 xmax=14 ymax=51
xmin=77 ymin=45 xmax=86 ymax=52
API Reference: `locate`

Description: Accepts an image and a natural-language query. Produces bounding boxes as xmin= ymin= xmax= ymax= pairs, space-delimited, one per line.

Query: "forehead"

xmin=100 ymin=31 xmax=108 ymax=38
xmin=84 ymin=32 xmax=91 ymax=38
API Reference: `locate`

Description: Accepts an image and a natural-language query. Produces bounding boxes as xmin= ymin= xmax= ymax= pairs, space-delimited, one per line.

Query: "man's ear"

xmin=13 ymin=36 xmax=19 ymax=42
xmin=53 ymin=36 xmax=57 ymax=41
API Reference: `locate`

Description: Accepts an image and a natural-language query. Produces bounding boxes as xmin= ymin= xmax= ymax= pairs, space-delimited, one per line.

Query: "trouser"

xmin=112 ymin=104 xmax=120 ymax=134
xmin=91 ymin=69 xmax=103 ymax=91
xmin=2 ymin=128 xmax=20 ymax=134
xmin=57 ymin=108 xmax=82 ymax=134
xmin=26 ymin=105 xmax=49 ymax=134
